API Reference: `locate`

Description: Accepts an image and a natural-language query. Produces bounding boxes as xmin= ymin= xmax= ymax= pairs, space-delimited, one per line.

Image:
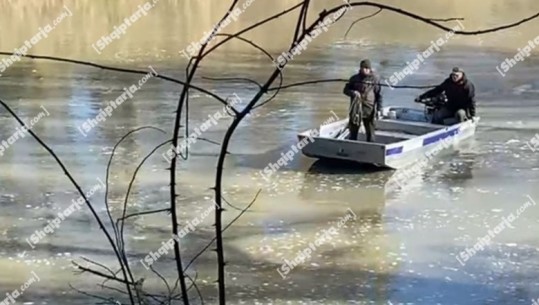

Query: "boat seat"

xmin=375 ymin=130 xmax=416 ymax=140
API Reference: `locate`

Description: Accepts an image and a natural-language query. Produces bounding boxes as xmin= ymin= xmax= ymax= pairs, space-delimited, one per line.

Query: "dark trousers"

xmin=432 ymin=107 xmax=468 ymax=125
xmin=349 ymin=99 xmax=375 ymax=142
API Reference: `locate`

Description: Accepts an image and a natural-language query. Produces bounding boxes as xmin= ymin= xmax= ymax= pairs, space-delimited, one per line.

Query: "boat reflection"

xmin=274 ymin=159 xmax=398 ymax=303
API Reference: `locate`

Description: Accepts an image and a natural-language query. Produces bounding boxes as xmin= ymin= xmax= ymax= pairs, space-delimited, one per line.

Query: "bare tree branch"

xmin=72 ymin=261 xmax=134 ymax=286
xmin=168 ymin=1 xmax=244 ymax=303
xmin=69 ymin=284 xmax=122 ymax=305
xmin=105 ymin=126 xmax=165 ymax=292
xmin=267 ymin=78 xmax=437 ymax=91
xmin=202 ymin=76 xmax=263 ymax=90
xmin=185 ymin=273 xmax=204 ymax=305
xmin=118 ymin=208 xmax=170 ymax=223
xmin=80 ymin=257 xmax=117 ymax=278
xmin=150 ymin=265 xmax=172 ymax=305
xmin=0 ymin=52 xmax=236 ymax=110
xmin=118 ymin=138 xmax=169 ymax=254
xmin=212 ymin=33 xmax=285 ymax=109
xmin=344 ymin=8 xmax=382 ymax=39
xmin=184 ymin=189 xmax=261 ymax=272
xmin=331 ymin=1 xmax=539 ymax=36
xmin=0 ymin=98 xmax=136 ymax=304
xmin=5 ymin=2 xmax=539 ymax=305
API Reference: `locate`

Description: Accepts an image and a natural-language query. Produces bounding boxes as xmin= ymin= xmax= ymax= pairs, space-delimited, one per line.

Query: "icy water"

xmin=1 ymin=0 xmax=539 ymax=304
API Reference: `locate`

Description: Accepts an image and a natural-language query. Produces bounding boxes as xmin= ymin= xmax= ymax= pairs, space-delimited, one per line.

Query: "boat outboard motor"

xmin=415 ymin=92 xmax=448 ymax=122
xmin=416 ymin=92 xmax=448 ymax=110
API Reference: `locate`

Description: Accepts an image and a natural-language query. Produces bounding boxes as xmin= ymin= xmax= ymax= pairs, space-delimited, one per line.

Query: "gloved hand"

xmin=353 ymin=91 xmax=362 ymax=99
xmin=469 ymin=109 xmax=476 ymax=122
xmin=376 ymin=111 xmax=382 ymax=120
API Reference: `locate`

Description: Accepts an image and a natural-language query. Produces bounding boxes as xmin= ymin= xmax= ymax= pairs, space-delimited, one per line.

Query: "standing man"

xmin=343 ymin=59 xmax=383 ymax=142
xmin=417 ymin=67 xmax=477 ymax=124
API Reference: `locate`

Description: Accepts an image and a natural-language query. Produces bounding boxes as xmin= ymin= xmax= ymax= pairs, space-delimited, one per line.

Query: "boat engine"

xmin=415 ymin=92 xmax=448 ymax=122
xmin=416 ymin=92 xmax=448 ymax=110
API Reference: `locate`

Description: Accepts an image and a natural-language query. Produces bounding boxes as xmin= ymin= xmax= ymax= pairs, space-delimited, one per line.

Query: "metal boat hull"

xmin=297 ymin=106 xmax=479 ymax=169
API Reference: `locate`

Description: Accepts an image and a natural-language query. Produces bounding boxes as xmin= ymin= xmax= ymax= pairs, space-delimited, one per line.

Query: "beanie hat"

xmin=360 ymin=59 xmax=372 ymax=69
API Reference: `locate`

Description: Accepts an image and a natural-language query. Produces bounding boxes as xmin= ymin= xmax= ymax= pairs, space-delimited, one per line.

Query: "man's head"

xmin=450 ymin=67 xmax=464 ymax=83
xmin=359 ymin=59 xmax=372 ymax=75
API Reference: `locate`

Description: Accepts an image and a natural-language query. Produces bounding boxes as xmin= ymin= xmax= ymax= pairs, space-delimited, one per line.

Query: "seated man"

xmin=417 ymin=67 xmax=477 ymax=124
xmin=343 ymin=59 xmax=383 ymax=142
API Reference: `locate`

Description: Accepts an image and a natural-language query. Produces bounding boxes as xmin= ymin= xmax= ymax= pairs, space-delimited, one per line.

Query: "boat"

xmin=297 ymin=104 xmax=480 ymax=169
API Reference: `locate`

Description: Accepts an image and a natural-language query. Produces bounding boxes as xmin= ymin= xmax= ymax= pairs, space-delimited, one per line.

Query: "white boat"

xmin=297 ymin=106 xmax=480 ymax=169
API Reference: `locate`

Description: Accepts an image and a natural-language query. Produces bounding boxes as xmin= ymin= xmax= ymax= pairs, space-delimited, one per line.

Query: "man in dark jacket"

xmin=418 ymin=67 xmax=477 ymax=124
xmin=343 ymin=59 xmax=383 ymax=142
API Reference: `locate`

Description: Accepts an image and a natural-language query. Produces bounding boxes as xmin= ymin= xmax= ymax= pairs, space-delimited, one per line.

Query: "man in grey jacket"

xmin=343 ymin=59 xmax=383 ymax=142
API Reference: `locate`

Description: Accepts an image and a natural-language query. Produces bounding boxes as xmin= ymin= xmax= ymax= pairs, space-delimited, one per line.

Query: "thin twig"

xmin=118 ymin=134 xmax=168 ymax=254
xmin=150 ymin=265 xmax=172 ymax=305
xmin=221 ymin=195 xmax=245 ymax=212
xmin=429 ymin=17 xmax=465 ymax=22
xmin=344 ymin=8 xmax=382 ymax=39
xmin=69 ymin=284 xmax=122 ymax=305
xmin=0 ymin=52 xmax=237 ymax=110
xmin=80 ymin=257 xmax=117 ymax=278
xmin=202 ymin=76 xmax=263 ymax=90
xmin=118 ymin=208 xmax=170 ymax=223
xmin=212 ymin=33 xmax=284 ymax=110
xmin=184 ymin=189 xmax=261 ymax=272
xmin=0 ymin=98 xmax=136 ymax=304
xmin=168 ymin=1 xmax=244 ymax=303
xmin=105 ymin=126 xmax=164 ymax=290
xmin=73 ymin=262 xmax=134 ymax=285
xmin=268 ymin=78 xmax=437 ymax=91
xmin=185 ymin=273 xmax=204 ymax=305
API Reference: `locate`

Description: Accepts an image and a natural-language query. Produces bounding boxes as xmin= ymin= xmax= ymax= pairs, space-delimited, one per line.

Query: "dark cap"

xmin=452 ymin=67 xmax=464 ymax=73
xmin=360 ymin=59 xmax=372 ymax=69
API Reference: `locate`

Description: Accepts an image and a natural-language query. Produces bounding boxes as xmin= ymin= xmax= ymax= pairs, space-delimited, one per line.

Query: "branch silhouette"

xmin=0 ymin=98 xmax=136 ymax=304
xmin=3 ymin=1 xmax=539 ymax=304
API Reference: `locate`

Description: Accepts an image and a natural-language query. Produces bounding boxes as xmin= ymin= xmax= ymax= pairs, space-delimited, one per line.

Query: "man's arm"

xmin=420 ymin=79 xmax=447 ymax=99
xmin=374 ymin=76 xmax=383 ymax=111
xmin=343 ymin=75 xmax=359 ymax=98
xmin=467 ymin=82 xmax=477 ymax=117
xmin=343 ymin=80 xmax=353 ymax=97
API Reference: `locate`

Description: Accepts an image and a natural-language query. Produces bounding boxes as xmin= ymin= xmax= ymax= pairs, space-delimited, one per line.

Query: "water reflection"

xmin=258 ymin=160 xmax=394 ymax=304
xmin=2 ymin=0 xmax=539 ymax=64
xmin=2 ymin=0 xmax=539 ymax=303
xmin=438 ymin=153 xmax=476 ymax=182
